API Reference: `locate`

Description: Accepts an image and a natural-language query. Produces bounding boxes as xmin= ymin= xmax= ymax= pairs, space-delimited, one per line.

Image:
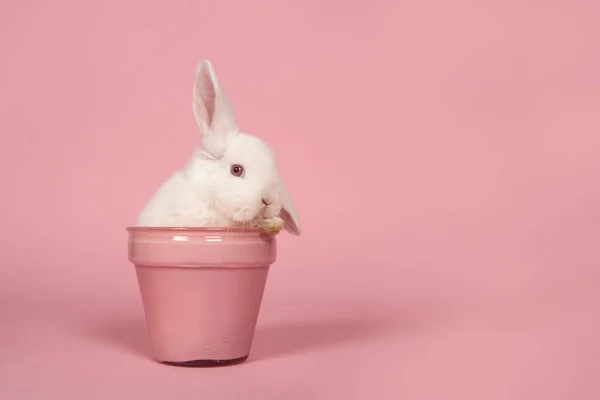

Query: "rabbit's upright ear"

xmin=279 ymin=182 xmax=301 ymax=235
xmin=193 ymin=59 xmax=238 ymax=158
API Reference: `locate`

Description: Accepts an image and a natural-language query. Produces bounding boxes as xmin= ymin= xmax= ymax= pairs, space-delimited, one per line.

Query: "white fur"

xmin=136 ymin=59 xmax=301 ymax=235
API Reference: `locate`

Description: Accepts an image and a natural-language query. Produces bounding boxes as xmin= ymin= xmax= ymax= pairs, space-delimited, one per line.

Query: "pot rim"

xmin=126 ymin=226 xmax=263 ymax=233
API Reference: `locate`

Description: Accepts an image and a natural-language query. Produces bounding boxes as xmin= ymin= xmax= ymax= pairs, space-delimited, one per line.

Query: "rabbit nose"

xmin=262 ymin=198 xmax=269 ymax=206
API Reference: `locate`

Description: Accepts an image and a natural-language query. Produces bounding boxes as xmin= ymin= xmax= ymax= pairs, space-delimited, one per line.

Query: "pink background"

xmin=1 ymin=0 xmax=599 ymax=398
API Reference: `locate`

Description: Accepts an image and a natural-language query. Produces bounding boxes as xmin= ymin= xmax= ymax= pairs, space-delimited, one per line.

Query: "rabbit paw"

xmin=260 ymin=217 xmax=284 ymax=236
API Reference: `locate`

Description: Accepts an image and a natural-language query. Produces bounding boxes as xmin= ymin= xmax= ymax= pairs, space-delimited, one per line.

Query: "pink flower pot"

xmin=126 ymin=227 xmax=276 ymax=367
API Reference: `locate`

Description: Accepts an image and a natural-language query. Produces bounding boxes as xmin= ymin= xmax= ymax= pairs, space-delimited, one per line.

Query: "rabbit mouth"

xmin=231 ymin=198 xmax=274 ymax=224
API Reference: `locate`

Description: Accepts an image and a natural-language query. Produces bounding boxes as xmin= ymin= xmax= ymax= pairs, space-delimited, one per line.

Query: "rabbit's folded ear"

xmin=193 ymin=59 xmax=238 ymax=158
xmin=279 ymin=182 xmax=301 ymax=235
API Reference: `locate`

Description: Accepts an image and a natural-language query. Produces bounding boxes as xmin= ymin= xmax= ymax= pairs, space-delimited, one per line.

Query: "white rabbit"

xmin=136 ymin=59 xmax=301 ymax=235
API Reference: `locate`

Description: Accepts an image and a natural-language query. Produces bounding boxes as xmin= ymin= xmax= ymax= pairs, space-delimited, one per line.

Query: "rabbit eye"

xmin=230 ymin=164 xmax=244 ymax=177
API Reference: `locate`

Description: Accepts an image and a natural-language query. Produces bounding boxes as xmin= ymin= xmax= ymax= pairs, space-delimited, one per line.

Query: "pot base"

xmin=161 ymin=355 xmax=249 ymax=368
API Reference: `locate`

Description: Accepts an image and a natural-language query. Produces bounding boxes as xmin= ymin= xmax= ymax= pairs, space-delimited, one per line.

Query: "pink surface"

xmin=1 ymin=0 xmax=600 ymax=398
xmin=128 ymin=228 xmax=276 ymax=363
